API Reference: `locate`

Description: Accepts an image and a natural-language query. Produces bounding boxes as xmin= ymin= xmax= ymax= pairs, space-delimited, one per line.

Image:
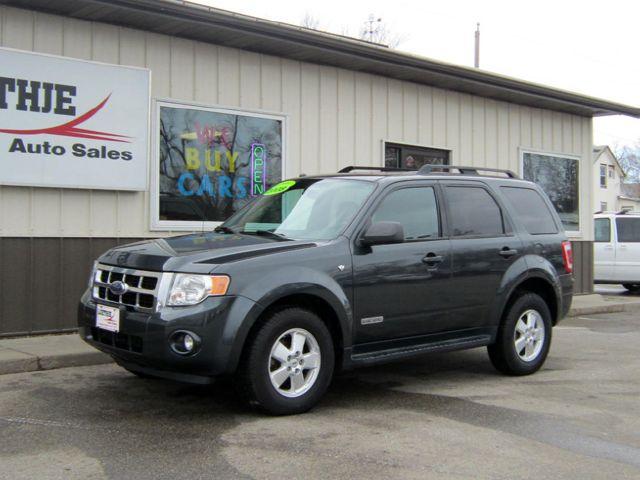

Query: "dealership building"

xmin=1 ymin=0 xmax=639 ymax=336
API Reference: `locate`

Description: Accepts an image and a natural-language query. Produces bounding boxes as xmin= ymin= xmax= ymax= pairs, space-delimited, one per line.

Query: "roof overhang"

xmin=4 ymin=0 xmax=640 ymax=118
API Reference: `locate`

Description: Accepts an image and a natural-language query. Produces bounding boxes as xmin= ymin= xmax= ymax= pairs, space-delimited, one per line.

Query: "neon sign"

xmin=250 ymin=143 xmax=267 ymax=196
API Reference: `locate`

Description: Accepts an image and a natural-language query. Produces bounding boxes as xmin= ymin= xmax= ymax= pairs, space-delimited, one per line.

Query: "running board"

xmin=350 ymin=335 xmax=492 ymax=365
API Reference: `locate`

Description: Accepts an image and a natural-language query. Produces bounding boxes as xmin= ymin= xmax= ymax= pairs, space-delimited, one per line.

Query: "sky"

xmin=193 ymin=0 xmax=639 ymax=150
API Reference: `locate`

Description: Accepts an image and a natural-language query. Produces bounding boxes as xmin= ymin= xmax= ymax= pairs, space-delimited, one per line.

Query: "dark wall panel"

xmin=0 ymin=237 xmax=595 ymax=336
xmin=0 ymin=237 xmax=144 ymax=337
xmin=571 ymin=240 xmax=593 ymax=295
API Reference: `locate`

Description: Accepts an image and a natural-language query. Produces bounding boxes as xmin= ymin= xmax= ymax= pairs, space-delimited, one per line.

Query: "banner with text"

xmin=0 ymin=48 xmax=150 ymax=190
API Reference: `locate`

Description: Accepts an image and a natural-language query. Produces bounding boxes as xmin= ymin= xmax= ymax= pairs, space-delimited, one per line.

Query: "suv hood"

xmin=98 ymin=232 xmax=316 ymax=273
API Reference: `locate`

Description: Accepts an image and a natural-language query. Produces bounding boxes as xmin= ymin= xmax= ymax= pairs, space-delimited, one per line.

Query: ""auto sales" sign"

xmin=0 ymin=47 xmax=150 ymax=190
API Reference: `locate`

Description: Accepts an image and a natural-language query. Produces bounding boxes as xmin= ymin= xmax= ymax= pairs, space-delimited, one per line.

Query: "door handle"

xmin=499 ymin=247 xmax=518 ymax=258
xmin=422 ymin=253 xmax=443 ymax=265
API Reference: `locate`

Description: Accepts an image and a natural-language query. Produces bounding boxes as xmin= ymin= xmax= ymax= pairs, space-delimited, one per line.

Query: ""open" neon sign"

xmin=250 ymin=143 xmax=267 ymax=196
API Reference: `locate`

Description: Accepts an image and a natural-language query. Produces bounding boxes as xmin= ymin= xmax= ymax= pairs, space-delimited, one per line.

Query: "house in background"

xmin=592 ymin=145 xmax=635 ymax=212
xmin=619 ymin=183 xmax=640 ymax=211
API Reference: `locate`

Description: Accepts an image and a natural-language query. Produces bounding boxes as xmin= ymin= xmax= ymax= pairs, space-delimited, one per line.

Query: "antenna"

xmin=364 ymin=14 xmax=382 ymax=43
xmin=474 ymin=22 xmax=480 ymax=68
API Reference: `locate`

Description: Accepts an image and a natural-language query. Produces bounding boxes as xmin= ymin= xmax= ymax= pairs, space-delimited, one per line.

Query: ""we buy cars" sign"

xmin=0 ymin=47 xmax=149 ymax=190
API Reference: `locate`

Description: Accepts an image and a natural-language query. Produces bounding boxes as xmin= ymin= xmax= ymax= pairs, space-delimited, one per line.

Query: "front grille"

xmin=92 ymin=264 xmax=163 ymax=312
xmin=91 ymin=327 xmax=143 ymax=353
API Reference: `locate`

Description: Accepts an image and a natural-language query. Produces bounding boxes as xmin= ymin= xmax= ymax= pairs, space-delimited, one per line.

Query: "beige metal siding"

xmin=0 ymin=5 xmax=593 ymax=240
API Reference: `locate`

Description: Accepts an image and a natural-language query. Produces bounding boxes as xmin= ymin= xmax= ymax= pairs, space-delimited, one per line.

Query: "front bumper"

xmin=78 ymin=290 xmax=258 ymax=382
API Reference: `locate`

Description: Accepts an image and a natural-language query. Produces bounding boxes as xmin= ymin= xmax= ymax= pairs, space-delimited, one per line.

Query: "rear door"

xmin=442 ymin=181 xmax=523 ymax=331
xmin=614 ymin=216 xmax=640 ymax=282
xmin=594 ymin=217 xmax=615 ymax=281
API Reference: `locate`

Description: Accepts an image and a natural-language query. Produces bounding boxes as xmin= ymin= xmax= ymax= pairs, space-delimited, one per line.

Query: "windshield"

xmin=222 ymin=178 xmax=375 ymax=240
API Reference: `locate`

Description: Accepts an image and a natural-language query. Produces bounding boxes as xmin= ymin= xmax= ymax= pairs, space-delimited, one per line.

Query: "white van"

xmin=594 ymin=211 xmax=640 ymax=291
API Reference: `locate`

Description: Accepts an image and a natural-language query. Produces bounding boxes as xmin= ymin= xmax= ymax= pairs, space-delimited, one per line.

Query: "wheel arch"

xmin=500 ymin=274 xmax=561 ymax=325
xmin=227 ymin=288 xmax=350 ymax=374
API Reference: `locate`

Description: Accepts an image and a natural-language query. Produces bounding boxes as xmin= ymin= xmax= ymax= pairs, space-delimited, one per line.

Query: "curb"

xmin=0 ymin=350 xmax=112 ymax=376
xmin=568 ymin=301 xmax=640 ymax=317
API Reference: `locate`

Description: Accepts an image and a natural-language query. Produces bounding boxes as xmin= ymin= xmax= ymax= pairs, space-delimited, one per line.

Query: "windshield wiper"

xmin=214 ymin=225 xmax=237 ymax=234
xmin=241 ymin=229 xmax=291 ymax=241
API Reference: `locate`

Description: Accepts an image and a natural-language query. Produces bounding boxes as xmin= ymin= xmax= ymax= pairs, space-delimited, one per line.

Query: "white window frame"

xmin=151 ymin=98 xmax=287 ymax=231
xmin=519 ymin=148 xmax=581 ymax=238
xmin=380 ymin=140 xmax=452 ymax=169
xmin=600 ymin=164 xmax=607 ymax=188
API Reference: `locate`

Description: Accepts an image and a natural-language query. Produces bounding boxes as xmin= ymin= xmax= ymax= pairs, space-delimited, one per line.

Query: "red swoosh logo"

xmin=0 ymin=94 xmax=131 ymax=143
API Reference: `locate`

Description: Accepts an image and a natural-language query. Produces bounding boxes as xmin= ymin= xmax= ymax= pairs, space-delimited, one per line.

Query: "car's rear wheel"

xmin=622 ymin=283 xmax=640 ymax=292
xmin=487 ymin=292 xmax=552 ymax=375
xmin=236 ymin=307 xmax=334 ymax=415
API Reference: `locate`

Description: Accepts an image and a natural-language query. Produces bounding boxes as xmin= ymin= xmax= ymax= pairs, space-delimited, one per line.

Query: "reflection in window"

xmin=522 ymin=151 xmax=579 ymax=232
xmin=384 ymin=143 xmax=449 ymax=170
xmin=372 ymin=187 xmax=440 ymax=240
xmin=445 ymin=186 xmax=504 ymax=237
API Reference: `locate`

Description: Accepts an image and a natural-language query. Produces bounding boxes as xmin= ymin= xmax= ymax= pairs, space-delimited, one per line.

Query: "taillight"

xmin=561 ymin=241 xmax=573 ymax=274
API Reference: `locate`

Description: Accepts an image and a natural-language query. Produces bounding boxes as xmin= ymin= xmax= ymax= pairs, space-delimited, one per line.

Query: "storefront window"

xmin=154 ymin=101 xmax=284 ymax=229
xmin=384 ymin=142 xmax=449 ymax=169
xmin=522 ymin=150 xmax=580 ymax=233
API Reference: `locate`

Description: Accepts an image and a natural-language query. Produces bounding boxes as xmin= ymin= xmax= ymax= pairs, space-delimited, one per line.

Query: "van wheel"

xmin=236 ymin=307 xmax=335 ymax=415
xmin=622 ymin=284 xmax=640 ymax=292
xmin=487 ymin=293 xmax=552 ymax=376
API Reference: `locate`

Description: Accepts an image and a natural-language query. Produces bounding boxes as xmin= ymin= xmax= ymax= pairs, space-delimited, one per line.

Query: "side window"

xmin=445 ymin=186 xmax=504 ymax=237
xmin=594 ymin=218 xmax=611 ymax=243
xmin=371 ymin=187 xmax=440 ymax=240
xmin=500 ymin=187 xmax=558 ymax=234
xmin=616 ymin=218 xmax=640 ymax=243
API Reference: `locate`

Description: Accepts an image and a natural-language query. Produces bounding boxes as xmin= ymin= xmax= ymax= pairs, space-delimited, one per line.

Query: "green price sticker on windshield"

xmin=264 ymin=180 xmax=296 ymax=196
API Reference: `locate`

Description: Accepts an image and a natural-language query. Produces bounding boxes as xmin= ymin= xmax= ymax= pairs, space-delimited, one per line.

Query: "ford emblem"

xmin=109 ymin=280 xmax=128 ymax=296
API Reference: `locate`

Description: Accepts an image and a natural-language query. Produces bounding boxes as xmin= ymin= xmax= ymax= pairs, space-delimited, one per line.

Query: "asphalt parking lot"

xmin=1 ymin=311 xmax=639 ymax=480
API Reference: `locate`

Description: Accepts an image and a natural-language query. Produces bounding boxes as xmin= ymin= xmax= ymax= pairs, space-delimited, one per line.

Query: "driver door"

xmin=351 ymin=182 xmax=453 ymax=345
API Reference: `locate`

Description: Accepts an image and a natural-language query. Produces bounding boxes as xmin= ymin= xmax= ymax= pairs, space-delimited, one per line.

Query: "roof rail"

xmin=417 ymin=164 xmax=518 ymax=178
xmin=338 ymin=166 xmax=413 ymax=173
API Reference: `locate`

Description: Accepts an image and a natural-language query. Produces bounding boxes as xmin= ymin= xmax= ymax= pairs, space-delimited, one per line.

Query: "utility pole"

xmin=474 ymin=22 xmax=480 ymax=68
xmin=364 ymin=14 xmax=382 ymax=43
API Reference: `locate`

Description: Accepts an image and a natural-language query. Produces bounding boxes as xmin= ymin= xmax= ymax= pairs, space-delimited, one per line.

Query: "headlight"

xmin=167 ymin=274 xmax=230 ymax=306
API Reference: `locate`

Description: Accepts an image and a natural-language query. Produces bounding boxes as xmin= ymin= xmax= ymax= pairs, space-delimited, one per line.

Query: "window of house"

xmin=600 ymin=164 xmax=607 ymax=188
xmin=500 ymin=187 xmax=558 ymax=234
xmin=600 ymin=202 xmax=608 ymax=212
xmin=608 ymin=165 xmax=615 ymax=178
xmin=371 ymin=187 xmax=440 ymax=240
xmin=616 ymin=218 xmax=640 ymax=243
xmin=522 ymin=150 xmax=580 ymax=233
xmin=594 ymin=218 xmax=611 ymax=242
xmin=444 ymin=186 xmax=504 ymax=237
xmin=384 ymin=142 xmax=450 ymax=170
xmin=154 ymin=100 xmax=285 ymax=230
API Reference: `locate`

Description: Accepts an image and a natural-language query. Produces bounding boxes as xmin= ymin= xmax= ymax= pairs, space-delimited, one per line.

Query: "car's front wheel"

xmin=236 ymin=307 xmax=335 ymax=415
xmin=487 ymin=293 xmax=552 ymax=375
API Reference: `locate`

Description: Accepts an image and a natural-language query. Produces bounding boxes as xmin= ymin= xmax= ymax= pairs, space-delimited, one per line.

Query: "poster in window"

xmin=522 ymin=151 xmax=579 ymax=232
xmin=158 ymin=102 xmax=283 ymax=224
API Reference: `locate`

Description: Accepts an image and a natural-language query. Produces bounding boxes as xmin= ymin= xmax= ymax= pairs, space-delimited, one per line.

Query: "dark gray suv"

xmin=79 ymin=165 xmax=574 ymax=415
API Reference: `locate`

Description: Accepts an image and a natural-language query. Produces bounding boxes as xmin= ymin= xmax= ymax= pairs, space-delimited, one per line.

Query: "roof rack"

xmin=338 ymin=166 xmax=414 ymax=173
xmin=417 ymin=164 xmax=518 ymax=178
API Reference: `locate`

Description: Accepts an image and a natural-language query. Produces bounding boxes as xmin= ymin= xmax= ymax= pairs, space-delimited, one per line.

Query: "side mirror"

xmin=360 ymin=221 xmax=405 ymax=246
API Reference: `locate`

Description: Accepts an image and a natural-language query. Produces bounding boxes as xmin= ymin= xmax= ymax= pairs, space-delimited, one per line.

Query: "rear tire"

xmin=488 ymin=293 xmax=552 ymax=376
xmin=236 ymin=307 xmax=335 ymax=415
xmin=622 ymin=284 xmax=640 ymax=292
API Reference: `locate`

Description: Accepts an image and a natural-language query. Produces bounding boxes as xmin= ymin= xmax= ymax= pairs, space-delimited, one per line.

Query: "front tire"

xmin=236 ymin=307 xmax=335 ymax=415
xmin=488 ymin=293 xmax=552 ymax=376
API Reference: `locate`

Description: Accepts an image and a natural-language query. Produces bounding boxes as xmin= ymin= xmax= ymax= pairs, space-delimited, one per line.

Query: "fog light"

xmin=169 ymin=330 xmax=201 ymax=355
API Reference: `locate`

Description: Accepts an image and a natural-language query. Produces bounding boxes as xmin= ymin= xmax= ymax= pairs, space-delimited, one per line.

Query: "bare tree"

xmin=615 ymin=140 xmax=640 ymax=183
xmin=300 ymin=12 xmax=321 ymax=30
xmin=358 ymin=14 xmax=406 ymax=48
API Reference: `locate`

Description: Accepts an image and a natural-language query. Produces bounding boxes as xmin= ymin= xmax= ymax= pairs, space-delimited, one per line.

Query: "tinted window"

xmin=372 ymin=187 xmax=439 ymax=240
xmin=616 ymin=218 xmax=640 ymax=243
xmin=594 ymin=218 xmax=611 ymax=242
xmin=501 ymin=187 xmax=558 ymax=235
xmin=445 ymin=186 xmax=504 ymax=237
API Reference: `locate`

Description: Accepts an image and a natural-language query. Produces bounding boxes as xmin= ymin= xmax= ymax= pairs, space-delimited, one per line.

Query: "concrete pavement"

xmin=1 ymin=290 xmax=639 ymax=376
xmin=0 ymin=310 xmax=639 ymax=479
